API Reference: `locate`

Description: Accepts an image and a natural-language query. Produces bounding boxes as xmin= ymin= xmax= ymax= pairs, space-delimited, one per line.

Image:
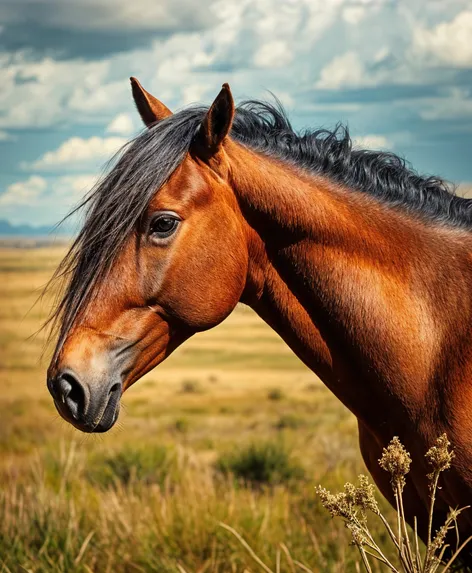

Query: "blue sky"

xmin=0 ymin=0 xmax=471 ymax=226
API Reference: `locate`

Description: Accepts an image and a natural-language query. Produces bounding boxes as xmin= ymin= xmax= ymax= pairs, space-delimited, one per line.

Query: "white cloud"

xmin=0 ymin=174 xmax=97 ymax=225
xmin=274 ymin=91 xmax=294 ymax=108
xmin=25 ymin=136 xmax=127 ymax=170
xmin=0 ymin=176 xmax=47 ymax=206
xmin=342 ymin=0 xmax=391 ymax=23
xmin=0 ymin=0 xmax=470 ymax=143
xmin=353 ymin=134 xmax=392 ymax=150
xmin=106 ymin=113 xmax=135 ymax=135
xmin=0 ymin=0 xmax=439 ymax=134
xmin=0 ymin=0 xmax=359 ymax=129
xmin=342 ymin=6 xmax=366 ymax=25
xmin=52 ymin=175 xmax=98 ymax=196
xmin=316 ymin=51 xmax=369 ymax=90
xmin=413 ymin=10 xmax=472 ymax=68
xmin=316 ymin=8 xmax=472 ymax=91
xmin=67 ymin=79 xmax=129 ymax=114
xmin=0 ymin=56 xmax=113 ymax=128
xmin=180 ymin=84 xmax=211 ymax=105
xmin=10 ymin=0 xmax=472 ymax=225
xmin=315 ymin=45 xmax=416 ymax=90
xmin=0 ymin=174 xmax=97 ymax=209
xmin=253 ymin=40 xmax=293 ymax=69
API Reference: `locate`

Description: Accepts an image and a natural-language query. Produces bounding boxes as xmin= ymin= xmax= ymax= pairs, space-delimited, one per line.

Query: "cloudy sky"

xmin=0 ymin=0 xmax=471 ymax=226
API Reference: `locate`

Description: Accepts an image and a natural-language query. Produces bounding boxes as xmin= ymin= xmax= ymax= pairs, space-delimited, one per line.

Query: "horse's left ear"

xmin=195 ymin=83 xmax=234 ymax=157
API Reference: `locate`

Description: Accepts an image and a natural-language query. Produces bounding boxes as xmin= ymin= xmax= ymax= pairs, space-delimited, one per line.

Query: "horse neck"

xmin=227 ymin=141 xmax=472 ymax=434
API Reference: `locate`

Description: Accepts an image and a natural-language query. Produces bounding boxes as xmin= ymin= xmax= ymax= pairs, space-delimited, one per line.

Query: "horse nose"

xmin=47 ymin=368 xmax=122 ymax=433
xmin=48 ymin=369 xmax=87 ymax=421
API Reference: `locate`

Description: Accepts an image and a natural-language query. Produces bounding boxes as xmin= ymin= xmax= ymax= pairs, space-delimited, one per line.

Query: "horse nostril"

xmin=55 ymin=371 xmax=86 ymax=420
xmin=108 ymin=382 xmax=121 ymax=396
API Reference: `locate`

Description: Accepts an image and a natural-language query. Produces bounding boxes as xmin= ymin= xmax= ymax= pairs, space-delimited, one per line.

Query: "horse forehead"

xmin=149 ymin=156 xmax=214 ymax=209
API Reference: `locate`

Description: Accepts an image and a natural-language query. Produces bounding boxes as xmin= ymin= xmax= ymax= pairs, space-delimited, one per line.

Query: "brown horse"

xmin=47 ymin=78 xmax=472 ymax=550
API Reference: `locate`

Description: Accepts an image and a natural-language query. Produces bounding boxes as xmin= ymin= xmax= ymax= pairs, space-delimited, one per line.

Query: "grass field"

xmin=0 ymin=245 xmax=399 ymax=572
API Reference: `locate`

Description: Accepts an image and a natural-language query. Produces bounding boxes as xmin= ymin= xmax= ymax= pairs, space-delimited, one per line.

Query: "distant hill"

xmin=0 ymin=219 xmax=73 ymax=237
xmin=458 ymin=184 xmax=472 ymax=199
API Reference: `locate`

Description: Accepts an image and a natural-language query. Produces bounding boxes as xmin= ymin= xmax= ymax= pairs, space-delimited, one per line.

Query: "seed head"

xmin=355 ymin=475 xmax=380 ymax=515
xmin=379 ymin=436 xmax=411 ymax=492
xmin=425 ymin=434 xmax=454 ymax=478
xmin=316 ymin=476 xmax=379 ymax=522
xmin=315 ymin=486 xmax=355 ymax=520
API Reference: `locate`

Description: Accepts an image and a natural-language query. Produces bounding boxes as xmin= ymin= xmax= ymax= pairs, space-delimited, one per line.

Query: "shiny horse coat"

xmin=47 ymin=78 xmax=472 ymax=554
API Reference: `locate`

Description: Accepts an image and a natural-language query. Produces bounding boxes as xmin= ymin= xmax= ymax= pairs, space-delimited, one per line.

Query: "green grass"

xmin=216 ymin=440 xmax=305 ymax=485
xmin=267 ymin=387 xmax=285 ymax=401
xmin=276 ymin=413 xmax=305 ymax=430
xmin=87 ymin=444 xmax=176 ymax=488
xmin=173 ymin=417 xmax=191 ymax=434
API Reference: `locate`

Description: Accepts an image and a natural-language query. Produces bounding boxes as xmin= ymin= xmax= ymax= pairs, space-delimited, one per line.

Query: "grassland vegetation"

xmin=0 ymin=245 xmax=418 ymax=572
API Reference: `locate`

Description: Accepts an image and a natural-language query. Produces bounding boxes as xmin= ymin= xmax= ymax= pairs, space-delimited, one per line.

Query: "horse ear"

xmin=195 ymin=83 xmax=234 ymax=156
xmin=130 ymin=77 xmax=172 ymax=127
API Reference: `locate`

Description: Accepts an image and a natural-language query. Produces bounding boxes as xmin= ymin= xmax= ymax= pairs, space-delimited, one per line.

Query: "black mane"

xmin=47 ymin=98 xmax=469 ymax=356
xmin=232 ymin=100 xmax=468 ymax=226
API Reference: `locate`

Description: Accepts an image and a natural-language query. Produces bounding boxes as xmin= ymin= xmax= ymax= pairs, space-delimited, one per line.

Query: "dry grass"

xmin=316 ymin=435 xmax=471 ymax=572
xmin=1 ymin=245 xmax=400 ymax=572
xmin=222 ymin=436 xmax=472 ymax=573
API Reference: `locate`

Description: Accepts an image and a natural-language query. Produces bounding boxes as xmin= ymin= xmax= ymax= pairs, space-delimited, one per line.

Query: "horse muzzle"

xmin=47 ymin=367 xmax=122 ymax=433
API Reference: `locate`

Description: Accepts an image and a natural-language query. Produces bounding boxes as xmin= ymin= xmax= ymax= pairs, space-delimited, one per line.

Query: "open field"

xmin=0 ymin=245 xmax=399 ymax=572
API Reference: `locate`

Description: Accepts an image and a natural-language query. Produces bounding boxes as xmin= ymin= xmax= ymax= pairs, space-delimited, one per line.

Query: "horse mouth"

xmin=92 ymin=394 xmax=121 ymax=433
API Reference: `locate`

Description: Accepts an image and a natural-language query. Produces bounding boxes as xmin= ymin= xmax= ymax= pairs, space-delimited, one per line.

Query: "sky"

xmin=0 ymin=0 xmax=471 ymax=226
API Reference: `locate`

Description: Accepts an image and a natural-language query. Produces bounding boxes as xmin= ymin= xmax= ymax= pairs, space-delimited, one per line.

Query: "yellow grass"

xmin=0 ymin=245 xmax=398 ymax=572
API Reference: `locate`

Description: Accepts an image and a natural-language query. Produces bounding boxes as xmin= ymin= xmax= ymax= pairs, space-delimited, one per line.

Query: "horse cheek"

xmin=163 ymin=224 xmax=248 ymax=330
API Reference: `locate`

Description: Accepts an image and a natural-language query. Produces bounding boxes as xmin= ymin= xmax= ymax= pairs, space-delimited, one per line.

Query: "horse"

xmin=46 ymin=77 xmax=472 ymax=552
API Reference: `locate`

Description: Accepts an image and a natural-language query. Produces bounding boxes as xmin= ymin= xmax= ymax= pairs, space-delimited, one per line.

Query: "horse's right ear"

xmin=130 ymin=77 xmax=172 ymax=127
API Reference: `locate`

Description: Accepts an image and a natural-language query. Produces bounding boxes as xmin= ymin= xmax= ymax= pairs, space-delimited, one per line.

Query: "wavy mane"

xmin=46 ymin=98 xmax=468 ymax=359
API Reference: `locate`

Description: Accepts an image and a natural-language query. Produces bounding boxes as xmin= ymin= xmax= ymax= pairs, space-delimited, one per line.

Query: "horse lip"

xmin=92 ymin=389 xmax=121 ymax=433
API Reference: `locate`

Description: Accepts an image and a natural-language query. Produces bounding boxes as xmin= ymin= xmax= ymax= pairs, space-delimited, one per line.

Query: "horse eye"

xmin=149 ymin=213 xmax=180 ymax=239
